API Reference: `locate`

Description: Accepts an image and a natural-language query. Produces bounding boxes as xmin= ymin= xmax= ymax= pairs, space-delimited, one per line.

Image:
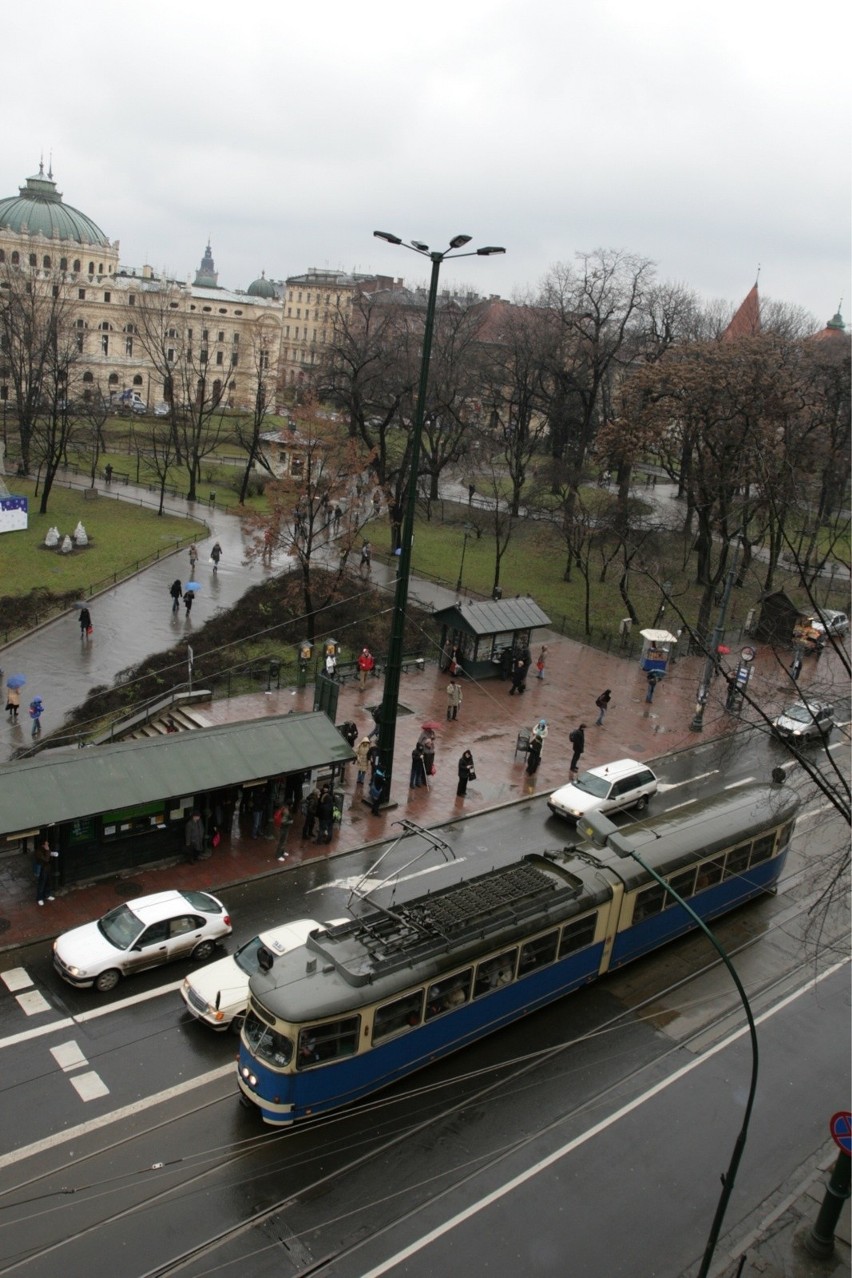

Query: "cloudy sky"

xmin=3 ymin=0 xmax=849 ymax=327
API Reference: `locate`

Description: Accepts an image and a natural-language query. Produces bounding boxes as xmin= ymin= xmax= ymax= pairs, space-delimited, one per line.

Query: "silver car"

xmin=772 ymin=700 xmax=835 ymax=741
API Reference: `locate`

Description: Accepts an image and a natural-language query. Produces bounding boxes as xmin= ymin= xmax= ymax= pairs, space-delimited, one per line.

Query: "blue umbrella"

xmin=6 ymin=675 xmax=26 ymax=689
xmin=184 ymin=582 xmax=201 ymax=592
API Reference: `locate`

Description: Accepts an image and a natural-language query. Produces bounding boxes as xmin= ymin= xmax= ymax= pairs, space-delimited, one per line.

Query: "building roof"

xmin=0 ymin=713 xmax=352 ymax=836
xmin=0 ymin=163 xmax=110 ymax=247
xmin=433 ymin=597 xmax=551 ymax=637
xmin=247 ymin=271 xmax=278 ymax=299
xmin=722 ymin=283 xmax=761 ymax=341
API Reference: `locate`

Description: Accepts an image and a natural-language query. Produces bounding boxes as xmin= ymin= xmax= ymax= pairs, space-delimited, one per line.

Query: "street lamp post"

xmin=371 ymin=231 xmax=505 ymax=807
xmin=690 ymin=540 xmax=742 ymax=733
xmin=456 ymin=521 xmax=475 ymax=593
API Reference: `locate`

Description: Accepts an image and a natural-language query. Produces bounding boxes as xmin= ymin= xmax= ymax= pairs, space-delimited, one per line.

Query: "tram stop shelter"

xmin=433 ymin=596 xmax=551 ymax=681
xmin=0 ymin=712 xmax=353 ymax=886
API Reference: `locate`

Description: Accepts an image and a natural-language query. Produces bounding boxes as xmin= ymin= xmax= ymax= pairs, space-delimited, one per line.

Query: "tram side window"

xmin=558 ymin=914 xmax=597 ymax=958
xmin=373 ymin=991 xmax=425 ymax=1042
xmin=473 ymin=949 xmax=518 ymax=998
xmin=725 ymin=844 xmax=752 ymax=877
xmin=695 ymin=858 xmax=724 ymax=891
xmin=668 ymin=868 xmax=696 ymax=900
xmin=518 ymin=931 xmax=558 ymax=975
xmin=750 ymin=833 xmax=775 ymax=865
xmin=425 ymin=969 xmax=473 ymax=1020
xmin=632 ymin=882 xmax=667 ymax=921
xmin=297 ymin=1017 xmax=360 ymax=1069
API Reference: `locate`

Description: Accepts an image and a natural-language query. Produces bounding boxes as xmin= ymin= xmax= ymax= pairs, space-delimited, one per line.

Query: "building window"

xmin=73 ymin=259 xmax=81 ymax=272
xmin=167 ymin=348 xmax=175 ymax=363
xmin=133 ymin=374 xmax=143 ymax=386
xmin=101 ymin=335 xmax=109 ymax=355
xmin=218 ymin=331 xmax=224 ymax=342
xmin=232 ymin=333 xmax=239 ymax=344
xmin=88 ymin=262 xmax=95 ymax=274
xmin=170 ymin=302 xmax=179 ymax=309
xmin=29 ymin=253 xmax=37 ymax=266
xmin=104 ymin=292 xmax=111 ymax=303
xmin=76 ymin=334 xmax=84 ymax=353
xmin=234 ymin=309 xmax=243 ymax=316
xmin=0 ymin=250 xmax=5 ymax=263
xmin=83 ymin=371 xmax=94 ymax=383
xmin=231 ymin=353 xmax=238 ymax=367
xmin=167 ymin=329 xmax=177 ymax=339
xmin=11 ymin=252 xmax=19 ymax=264
xmin=203 ymin=306 xmax=212 ymax=313
xmin=200 ymin=350 xmax=208 ymax=364
xmin=125 ymin=336 xmax=133 ymax=356
xmin=202 ymin=330 xmax=209 ymax=341
xmin=52 ymin=286 xmax=60 ymax=299
xmin=215 ymin=350 xmax=223 ymax=365
xmin=78 ymin=289 xmax=86 ymax=300
xmin=129 ymin=294 xmax=135 ymax=306
xmin=218 ymin=308 xmax=227 ymax=314
xmin=60 ymin=257 xmax=67 ymax=271
xmin=43 ymin=255 xmax=51 ymax=269
xmin=108 ymin=373 xmax=119 ymax=385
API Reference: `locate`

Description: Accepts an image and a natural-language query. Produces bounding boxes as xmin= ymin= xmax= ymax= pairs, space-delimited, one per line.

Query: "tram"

xmin=238 ymin=782 xmax=799 ymax=1125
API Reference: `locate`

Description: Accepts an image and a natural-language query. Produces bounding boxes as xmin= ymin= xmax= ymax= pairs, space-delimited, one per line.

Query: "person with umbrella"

xmin=5 ymin=675 xmax=24 ymax=721
xmin=184 ymin=582 xmax=199 ymax=617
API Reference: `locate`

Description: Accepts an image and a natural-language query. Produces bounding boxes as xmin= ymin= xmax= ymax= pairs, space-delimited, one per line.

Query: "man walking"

xmin=568 ymin=723 xmax=586 ymax=774
xmin=185 ymin=810 xmax=204 ymax=864
xmin=35 ymin=838 xmax=58 ymax=905
xmin=357 ymin=647 xmax=374 ymax=690
xmin=595 ymin=689 xmax=612 ymax=726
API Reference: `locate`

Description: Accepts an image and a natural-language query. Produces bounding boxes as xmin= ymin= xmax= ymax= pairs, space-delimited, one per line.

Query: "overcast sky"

xmin=3 ymin=0 xmax=849 ymax=328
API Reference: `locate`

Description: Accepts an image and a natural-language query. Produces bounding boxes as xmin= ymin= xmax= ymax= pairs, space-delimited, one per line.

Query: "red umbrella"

xmin=420 ymin=720 xmax=442 ymax=733
xmin=716 ymin=644 xmax=731 ymax=655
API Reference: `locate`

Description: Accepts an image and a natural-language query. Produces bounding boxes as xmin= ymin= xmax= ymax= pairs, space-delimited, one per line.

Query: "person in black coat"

xmin=317 ymin=786 xmax=335 ymax=842
xmin=409 ymin=742 xmax=428 ymax=789
xmin=569 ymin=724 xmax=586 ymax=773
xmin=508 ymin=659 xmax=526 ymax=695
xmin=526 ymin=733 xmax=543 ymax=776
xmin=183 ymin=588 xmax=194 ymax=617
xmin=78 ymin=607 xmax=92 ymax=641
xmin=457 ymin=750 xmax=476 ymax=797
xmin=169 ymin=579 xmax=183 ymax=613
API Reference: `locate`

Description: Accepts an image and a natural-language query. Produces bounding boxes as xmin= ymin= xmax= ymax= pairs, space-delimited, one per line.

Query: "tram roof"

xmin=0 ymin=713 xmax=353 ymax=834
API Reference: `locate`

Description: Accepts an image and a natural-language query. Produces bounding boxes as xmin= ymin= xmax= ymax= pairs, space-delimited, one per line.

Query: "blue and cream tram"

xmin=238 ymin=782 xmax=799 ymax=1125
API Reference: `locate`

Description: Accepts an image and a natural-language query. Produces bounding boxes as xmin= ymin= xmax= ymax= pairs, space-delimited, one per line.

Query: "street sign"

xmin=741 ymin=646 xmax=756 ymax=661
xmin=830 ymin=1112 xmax=852 ymax=1154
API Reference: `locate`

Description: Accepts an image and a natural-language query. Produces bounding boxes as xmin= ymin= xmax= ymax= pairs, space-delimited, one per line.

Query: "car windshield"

xmin=98 ymin=904 xmax=144 ymax=950
xmin=570 ymin=772 xmax=611 ymax=798
xmin=784 ymin=705 xmax=814 ymax=724
xmin=234 ymin=936 xmax=264 ymax=976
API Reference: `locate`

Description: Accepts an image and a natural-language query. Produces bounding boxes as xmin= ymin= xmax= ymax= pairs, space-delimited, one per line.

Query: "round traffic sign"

xmin=741 ymin=646 xmax=756 ymax=661
xmin=830 ymin=1111 xmax=852 ymax=1154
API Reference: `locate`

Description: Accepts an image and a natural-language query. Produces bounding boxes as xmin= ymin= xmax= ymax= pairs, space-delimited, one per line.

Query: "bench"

xmin=515 ymin=729 xmax=531 ymax=758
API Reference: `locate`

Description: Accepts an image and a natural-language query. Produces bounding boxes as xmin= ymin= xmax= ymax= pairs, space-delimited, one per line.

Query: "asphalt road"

xmin=0 ymin=731 xmax=848 ymax=1277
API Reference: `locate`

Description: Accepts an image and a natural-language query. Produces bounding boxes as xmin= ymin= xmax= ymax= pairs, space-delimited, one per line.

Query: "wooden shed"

xmin=433 ymin=597 xmax=551 ymax=681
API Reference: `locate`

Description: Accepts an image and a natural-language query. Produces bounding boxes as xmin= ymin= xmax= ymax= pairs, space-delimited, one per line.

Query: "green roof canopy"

xmin=433 ymin=597 xmax=550 ymax=637
xmin=0 ymin=713 xmax=351 ymax=836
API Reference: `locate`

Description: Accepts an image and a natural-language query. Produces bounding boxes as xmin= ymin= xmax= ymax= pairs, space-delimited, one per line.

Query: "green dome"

xmin=247 ymin=270 xmax=277 ymax=299
xmin=0 ymin=163 xmax=109 ymax=247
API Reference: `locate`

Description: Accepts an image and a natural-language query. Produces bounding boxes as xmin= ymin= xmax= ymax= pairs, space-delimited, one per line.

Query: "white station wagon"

xmin=548 ymin=758 xmax=658 ymax=822
xmin=53 ymin=890 xmax=232 ymax=993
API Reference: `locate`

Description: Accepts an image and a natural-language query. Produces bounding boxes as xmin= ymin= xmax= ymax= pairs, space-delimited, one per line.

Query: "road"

xmin=0 ymin=731 xmax=848 ymax=1277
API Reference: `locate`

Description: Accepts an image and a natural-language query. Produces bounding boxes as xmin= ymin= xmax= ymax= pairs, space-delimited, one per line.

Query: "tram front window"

xmin=243 ymin=1011 xmax=293 ymax=1067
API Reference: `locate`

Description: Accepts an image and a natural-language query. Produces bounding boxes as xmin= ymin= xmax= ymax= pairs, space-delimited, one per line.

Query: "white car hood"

xmin=184 ymin=953 xmax=246 ymax=1017
xmin=55 ymin=920 xmax=130 ymax=971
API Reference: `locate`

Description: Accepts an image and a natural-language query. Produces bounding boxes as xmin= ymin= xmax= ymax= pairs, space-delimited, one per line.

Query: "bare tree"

xmin=234 ymin=318 xmax=278 ymax=503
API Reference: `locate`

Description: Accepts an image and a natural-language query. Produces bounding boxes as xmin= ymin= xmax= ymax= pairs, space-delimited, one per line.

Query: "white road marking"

xmin=69 ymin=1071 xmax=110 ymax=1102
xmin=51 ymin=1040 xmax=87 ymax=1072
xmin=359 ymin=958 xmax=850 ymax=1278
xmin=0 ymin=980 xmax=186 ymax=1053
xmin=15 ymin=990 xmax=51 ymax=1016
xmin=0 ymin=1019 xmax=74 ymax=1052
xmin=0 ymin=1065 xmax=233 ymax=1169
xmin=656 ymin=770 xmax=717 ymax=792
xmin=1 ymin=968 xmax=33 ymax=993
xmin=723 ymin=777 xmax=757 ymax=789
xmin=73 ymin=979 xmax=184 ymax=1022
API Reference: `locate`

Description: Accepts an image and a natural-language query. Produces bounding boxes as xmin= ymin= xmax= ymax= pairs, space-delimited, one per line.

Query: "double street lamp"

xmin=371 ymin=231 xmax=505 ymax=807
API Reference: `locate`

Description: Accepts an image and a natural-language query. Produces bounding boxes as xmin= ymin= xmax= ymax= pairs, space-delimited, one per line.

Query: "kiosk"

xmin=639 ymin=629 xmax=678 ymax=675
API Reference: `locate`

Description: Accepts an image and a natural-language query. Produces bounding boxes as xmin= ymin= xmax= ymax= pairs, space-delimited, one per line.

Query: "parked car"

xmin=53 ymin=890 xmax=232 ymax=993
xmin=153 ymin=402 xmax=171 ymax=417
xmin=181 ymin=916 xmax=344 ymax=1030
xmin=547 ymin=758 xmax=658 ymax=822
xmin=772 ymin=699 xmax=835 ymax=741
xmin=812 ymin=610 xmax=849 ymax=638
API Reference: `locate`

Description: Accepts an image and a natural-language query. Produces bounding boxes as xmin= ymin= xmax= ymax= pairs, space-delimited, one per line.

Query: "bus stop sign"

xmin=830 ymin=1112 xmax=852 ymax=1154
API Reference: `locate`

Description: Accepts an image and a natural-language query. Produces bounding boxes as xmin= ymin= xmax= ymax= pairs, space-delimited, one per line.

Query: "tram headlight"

xmin=240 ymin=1066 xmax=258 ymax=1087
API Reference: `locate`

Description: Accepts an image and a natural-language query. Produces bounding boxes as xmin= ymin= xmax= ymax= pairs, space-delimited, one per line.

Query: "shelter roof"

xmin=0 ymin=713 xmax=351 ymax=836
xmin=433 ymin=597 xmax=551 ymax=637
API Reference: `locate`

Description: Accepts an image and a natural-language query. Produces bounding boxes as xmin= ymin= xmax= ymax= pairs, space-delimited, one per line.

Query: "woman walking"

xmin=409 ymin=742 xmax=428 ymax=789
xmin=210 ymin=542 xmax=222 ymax=572
xmin=79 ymin=606 xmax=92 ymax=641
xmin=457 ymin=750 xmax=476 ymax=797
xmin=188 ymin=544 xmax=199 ymax=575
xmin=183 ymin=588 xmax=195 ymax=618
xmin=595 ymin=689 xmax=612 ymax=726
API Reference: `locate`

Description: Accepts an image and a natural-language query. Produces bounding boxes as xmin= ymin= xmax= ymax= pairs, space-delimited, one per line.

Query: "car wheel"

xmin=634 ymin=794 xmax=649 ymax=812
xmin=230 ymin=1012 xmax=245 ymax=1035
xmin=191 ymin=939 xmax=216 ymax=962
xmin=95 ymin=968 xmax=121 ymax=993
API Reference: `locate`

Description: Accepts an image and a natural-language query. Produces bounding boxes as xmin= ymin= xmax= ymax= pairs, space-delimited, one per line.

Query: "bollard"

xmin=805 ymin=1151 xmax=851 ymax=1259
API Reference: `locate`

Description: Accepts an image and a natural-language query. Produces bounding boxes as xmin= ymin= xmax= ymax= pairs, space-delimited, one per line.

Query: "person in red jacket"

xmin=357 ymin=647 xmax=374 ymax=690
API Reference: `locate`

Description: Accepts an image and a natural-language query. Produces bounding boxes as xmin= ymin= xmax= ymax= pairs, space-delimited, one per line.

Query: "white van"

xmin=548 ymin=758 xmax=658 ymax=822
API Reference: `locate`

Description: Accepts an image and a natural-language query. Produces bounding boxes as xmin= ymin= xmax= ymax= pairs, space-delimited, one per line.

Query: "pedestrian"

xmin=183 ymin=588 xmax=194 ymax=617
xmin=333 ymin=504 xmax=342 ymax=534
xmin=169 ymin=579 xmax=183 ymax=613
xmin=369 ymin=761 xmax=385 ymax=815
xmin=508 ymin=659 xmax=526 ymax=695
xmin=188 ymin=544 xmax=199 ymax=575
xmin=79 ymin=606 xmax=92 ymax=641
xmin=302 ymin=783 xmax=321 ymax=840
xmin=595 ymin=689 xmax=612 ymax=726
xmin=271 ymin=804 xmax=292 ymax=861
xmin=355 ymin=736 xmax=372 ymax=786
xmin=530 ymin=718 xmax=548 ymax=744
xmin=104 ymin=463 xmax=113 ymax=486
xmin=468 ymin=483 xmax=475 ymax=505
xmin=446 ymin=679 xmax=463 ymax=720
xmin=359 ymin=541 xmax=372 ymax=578
xmin=317 ymin=785 xmax=335 ymax=843
xmin=262 ymin=528 xmax=274 ymax=565
xmin=35 ymin=838 xmax=58 ymax=905
xmin=457 ymin=750 xmax=476 ymax=797
xmin=419 ymin=732 xmax=436 ymax=779
xmin=210 ymin=542 xmax=222 ymax=572
xmin=568 ymin=723 xmax=586 ymax=774
xmin=409 ymin=742 xmax=428 ymax=789
xmin=28 ymin=696 xmax=44 ymax=737
xmin=357 ymin=647 xmax=374 ymax=690
xmin=325 ymin=650 xmax=338 ymax=679
xmin=185 ymin=810 xmax=204 ymax=864
xmin=251 ymin=787 xmax=267 ymax=838
xmin=6 ymin=686 xmax=20 ymax=720
xmin=645 ymin=671 xmax=660 ymax=703
xmin=790 ymin=649 xmax=803 ymax=681
xmin=526 ymin=733 xmax=543 ymax=776
xmin=535 ymin=645 xmax=548 ymax=680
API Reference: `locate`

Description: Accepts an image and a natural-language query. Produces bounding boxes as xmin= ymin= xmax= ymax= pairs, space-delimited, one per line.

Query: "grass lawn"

xmin=0 ymin=479 xmax=203 ymax=613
